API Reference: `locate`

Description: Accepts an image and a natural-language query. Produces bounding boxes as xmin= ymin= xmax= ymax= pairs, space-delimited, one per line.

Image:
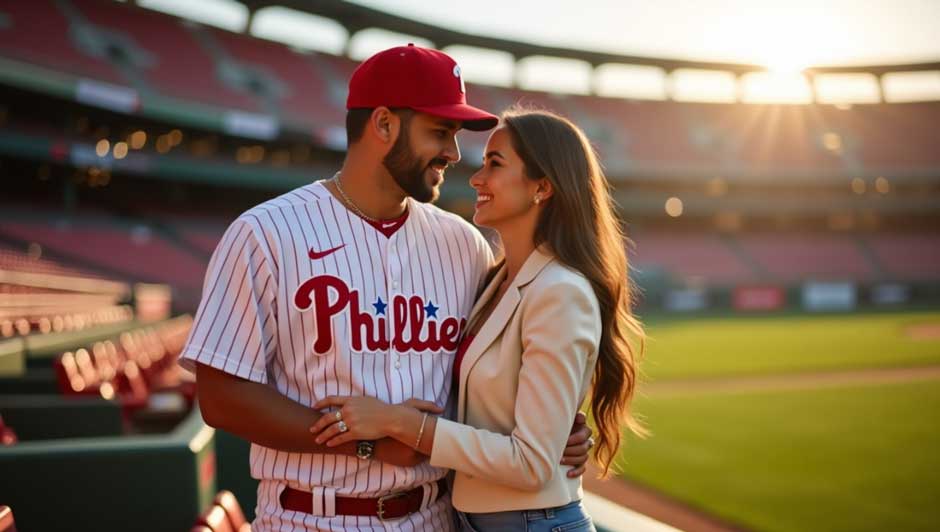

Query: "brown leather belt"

xmin=280 ymin=479 xmax=447 ymax=520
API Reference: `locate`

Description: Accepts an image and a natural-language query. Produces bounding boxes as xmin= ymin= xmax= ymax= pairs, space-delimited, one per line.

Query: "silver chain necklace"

xmin=331 ymin=172 xmax=379 ymax=223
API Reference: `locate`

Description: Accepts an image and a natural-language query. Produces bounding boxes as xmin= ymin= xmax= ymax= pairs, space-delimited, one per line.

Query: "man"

xmin=180 ymin=44 xmax=591 ymax=531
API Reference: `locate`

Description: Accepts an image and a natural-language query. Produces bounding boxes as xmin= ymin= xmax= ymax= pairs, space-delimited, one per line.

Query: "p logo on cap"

xmin=453 ymin=65 xmax=465 ymax=94
xmin=346 ymin=45 xmax=497 ymax=131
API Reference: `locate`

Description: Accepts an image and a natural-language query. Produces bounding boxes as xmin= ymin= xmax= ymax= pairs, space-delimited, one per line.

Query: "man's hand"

xmin=562 ymin=412 xmax=594 ymax=478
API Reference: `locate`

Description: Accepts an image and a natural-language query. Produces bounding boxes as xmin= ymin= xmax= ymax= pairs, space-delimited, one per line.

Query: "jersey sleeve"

xmin=178 ymin=217 xmax=278 ymax=384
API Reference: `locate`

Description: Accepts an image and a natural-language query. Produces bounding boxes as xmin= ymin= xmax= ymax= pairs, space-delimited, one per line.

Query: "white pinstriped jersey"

xmin=180 ymin=180 xmax=493 ymax=531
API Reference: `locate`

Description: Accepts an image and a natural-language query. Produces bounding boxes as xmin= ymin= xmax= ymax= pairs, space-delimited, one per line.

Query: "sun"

xmin=747 ymin=29 xmax=818 ymax=75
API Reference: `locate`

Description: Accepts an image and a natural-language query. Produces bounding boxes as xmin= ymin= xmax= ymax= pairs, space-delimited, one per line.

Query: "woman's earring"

xmin=534 ymin=195 xmax=541 ymax=205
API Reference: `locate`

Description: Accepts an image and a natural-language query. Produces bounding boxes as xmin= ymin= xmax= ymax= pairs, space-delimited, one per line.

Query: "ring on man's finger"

xmin=338 ymin=421 xmax=348 ymax=433
xmin=334 ymin=411 xmax=343 ymax=421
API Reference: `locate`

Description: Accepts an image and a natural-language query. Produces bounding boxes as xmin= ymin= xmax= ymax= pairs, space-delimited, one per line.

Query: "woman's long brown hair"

xmin=502 ymin=107 xmax=646 ymax=476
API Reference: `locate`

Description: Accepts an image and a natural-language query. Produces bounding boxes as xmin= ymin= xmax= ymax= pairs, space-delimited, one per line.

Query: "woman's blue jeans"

xmin=456 ymin=500 xmax=595 ymax=532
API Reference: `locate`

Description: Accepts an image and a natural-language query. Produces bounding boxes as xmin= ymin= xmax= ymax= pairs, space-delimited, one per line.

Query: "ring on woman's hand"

xmin=338 ymin=421 xmax=349 ymax=433
xmin=587 ymin=437 xmax=595 ymax=449
xmin=334 ymin=411 xmax=343 ymax=421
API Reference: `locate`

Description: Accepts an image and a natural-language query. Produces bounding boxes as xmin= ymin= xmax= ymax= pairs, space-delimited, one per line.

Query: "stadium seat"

xmin=69 ymin=0 xmax=260 ymax=111
xmin=0 ymin=0 xmax=120 ymax=83
xmin=213 ymin=490 xmax=248 ymax=530
xmin=195 ymin=504 xmax=236 ymax=532
xmin=209 ymin=28 xmax=341 ymax=129
xmin=0 ymin=415 xmax=18 ymax=446
xmin=0 ymin=505 xmax=16 ymax=532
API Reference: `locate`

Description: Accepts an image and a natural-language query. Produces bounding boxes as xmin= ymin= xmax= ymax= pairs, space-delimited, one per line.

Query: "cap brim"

xmin=411 ymin=103 xmax=499 ymax=131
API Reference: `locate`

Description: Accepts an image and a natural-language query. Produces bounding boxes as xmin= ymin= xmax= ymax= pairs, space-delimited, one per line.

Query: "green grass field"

xmin=640 ymin=312 xmax=940 ymax=380
xmin=616 ymin=311 xmax=940 ymax=532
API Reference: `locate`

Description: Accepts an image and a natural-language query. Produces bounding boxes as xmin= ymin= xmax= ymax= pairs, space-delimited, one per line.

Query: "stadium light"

xmin=875 ymin=177 xmax=891 ymax=194
xmin=851 ymin=178 xmax=867 ymax=195
xmin=130 ymin=131 xmax=147 ymax=149
xmin=156 ymin=135 xmax=171 ymax=154
xmin=822 ymin=132 xmax=843 ymax=154
xmin=706 ymin=177 xmax=728 ymax=197
xmin=665 ymin=197 xmax=684 ymax=218
xmin=95 ymin=139 xmax=110 ymax=157
xmin=113 ymin=142 xmax=129 ymax=160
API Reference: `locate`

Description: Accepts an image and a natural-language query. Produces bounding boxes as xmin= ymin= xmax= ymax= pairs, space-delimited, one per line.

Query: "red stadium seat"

xmin=213 ymin=490 xmax=248 ymax=530
xmin=0 ymin=505 xmax=17 ymax=532
xmin=0 ymin=0 xmax=119 ymax=83
xmin=192 ymin=491 xmax=251 ymax=532
xmin=195 ymin=505 xmax=236 ymax=532
xmin=0 ymin=416 xmax=18 ymax=446
xmin=209 ymin=28 xmax=342 ymax=129
xmin=54 ymin=351 xmax=100 ymax=396
xmin=69 ymin=0 xmax=260 ymax=111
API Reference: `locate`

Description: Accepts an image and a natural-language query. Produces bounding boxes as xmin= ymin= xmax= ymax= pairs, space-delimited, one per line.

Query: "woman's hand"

xmin=562 ymin=412 xmax=594 ymax=478
xmin=309 ymin=396 xmax=443 ymax=447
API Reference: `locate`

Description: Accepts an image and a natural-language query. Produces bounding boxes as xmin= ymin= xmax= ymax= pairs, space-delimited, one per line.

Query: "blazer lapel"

xmin=456 ymin=247 xmax=555 ymax=421
xmin=465 ymin=266 xmax=505 ymax=333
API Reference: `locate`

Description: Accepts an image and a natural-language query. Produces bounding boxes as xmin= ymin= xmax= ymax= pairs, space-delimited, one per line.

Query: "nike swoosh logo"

xmin=382 ymin=222 xmax=397 ymax=228
xmin=308 ymin=244 xmax=346 ymax=260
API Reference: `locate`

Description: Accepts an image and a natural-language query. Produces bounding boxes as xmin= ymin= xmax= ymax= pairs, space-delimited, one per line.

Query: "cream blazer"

xmin=429 ymin=247 xmax=601 ymax=513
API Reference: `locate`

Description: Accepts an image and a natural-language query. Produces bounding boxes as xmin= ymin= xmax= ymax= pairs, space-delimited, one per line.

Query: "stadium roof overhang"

xmin=234 ymin=0 xmax=940 ymax=75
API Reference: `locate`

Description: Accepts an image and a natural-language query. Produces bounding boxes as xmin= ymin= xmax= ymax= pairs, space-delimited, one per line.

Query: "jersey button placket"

xmin=386 ymin=235 xmax=403 ymax=402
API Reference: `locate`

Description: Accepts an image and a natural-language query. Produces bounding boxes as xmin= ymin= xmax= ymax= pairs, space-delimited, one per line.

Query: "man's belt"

xmin=280 ymin=479 xmax=447 ymax=521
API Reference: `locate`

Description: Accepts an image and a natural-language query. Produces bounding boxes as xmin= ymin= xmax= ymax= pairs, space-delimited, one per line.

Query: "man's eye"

xmin=489 ymin=160 xmax=501 ymax=168
xmin=435 ymin=130 xmax=447 ymax=138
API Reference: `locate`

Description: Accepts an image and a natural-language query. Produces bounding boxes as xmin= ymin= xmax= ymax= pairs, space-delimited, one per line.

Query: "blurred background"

xmin=0 ymin=1 xmax=938 ymax=531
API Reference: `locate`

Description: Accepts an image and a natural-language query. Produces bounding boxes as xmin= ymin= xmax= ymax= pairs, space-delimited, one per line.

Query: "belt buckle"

xmin=376 ymin=491 xmax=407 ymax=521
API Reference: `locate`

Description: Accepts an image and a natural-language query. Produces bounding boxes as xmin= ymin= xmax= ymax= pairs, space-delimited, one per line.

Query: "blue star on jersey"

xmin=424 ymin=301 xmax=439 ymax=318
xmin=372 ymin=297 xmax=387 ymax=315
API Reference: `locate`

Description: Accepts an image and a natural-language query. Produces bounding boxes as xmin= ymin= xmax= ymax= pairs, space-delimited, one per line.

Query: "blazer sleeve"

xmin=429 ymin=275 xmax=601 ymax=491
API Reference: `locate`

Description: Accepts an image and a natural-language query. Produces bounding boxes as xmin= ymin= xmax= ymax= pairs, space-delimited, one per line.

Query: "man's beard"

xmin=382 ymin=126 xmax=445 ymax=204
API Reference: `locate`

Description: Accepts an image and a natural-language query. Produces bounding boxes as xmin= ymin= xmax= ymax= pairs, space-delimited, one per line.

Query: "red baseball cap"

xmin=347 ymin=44 xmax=499 ymax=131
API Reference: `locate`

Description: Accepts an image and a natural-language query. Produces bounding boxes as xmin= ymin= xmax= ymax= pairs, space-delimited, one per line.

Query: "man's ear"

xmin=369 ymin=107 xmax=400 ymax=145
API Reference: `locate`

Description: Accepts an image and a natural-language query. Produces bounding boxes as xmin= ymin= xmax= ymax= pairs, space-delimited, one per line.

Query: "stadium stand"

xmin=735 ymin=233 xmax=877 ymax=281
xmin=816 ymin=102 xmax=940 ymax=169
xmin=0 ymin=219 xmax=209 ymax=307
xmin=0 ymin=0 xmax=120 ymax=83
xmin=630 ymin=233 xmax=760 ymax=285
xmin=208 ymin=28 xmax=341 ymax=127
xmin=868 ymin=234 xmax=940 ymax=280
xmin=69 ymin=0 xmax=261 ymax=111
xmin=0 ymin=312 xmax=203 ymax=531
xmin=1 ymin=0 xmax=937 ymax=175
xmin=0 ymin=242 xmax=115 ymax=281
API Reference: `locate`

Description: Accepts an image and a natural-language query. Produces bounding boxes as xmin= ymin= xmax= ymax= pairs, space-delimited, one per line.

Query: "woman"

xmin=309 ymin=108 xmax=645 ymax=531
